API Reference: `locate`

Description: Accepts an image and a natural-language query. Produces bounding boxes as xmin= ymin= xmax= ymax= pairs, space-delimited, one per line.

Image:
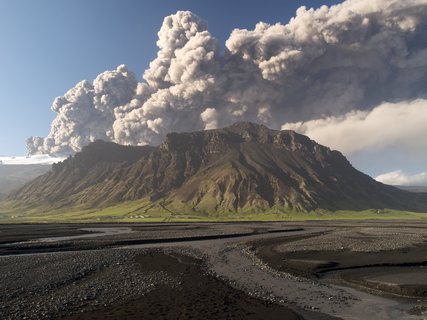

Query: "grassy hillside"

xmin=0 ymin=198 xmax=425 ymax=223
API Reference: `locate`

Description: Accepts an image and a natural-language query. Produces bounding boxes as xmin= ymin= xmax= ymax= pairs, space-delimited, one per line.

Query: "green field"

xmin=0 ymin=198 xmax=426 ymax=223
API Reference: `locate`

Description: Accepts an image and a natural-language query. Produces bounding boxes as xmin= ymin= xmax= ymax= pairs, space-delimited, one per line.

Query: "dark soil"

xmin=0 ymin=224 xmax=92 ymax=244
xmin=0 ymin=224 xmax=301 ymax=256
xmin=339 ymin=267 xmax=427 ymax=298
xmin=66 ymin=251 xmax=301 ymax=320
xmin=254 ymin=234 xmax=427 ymax=299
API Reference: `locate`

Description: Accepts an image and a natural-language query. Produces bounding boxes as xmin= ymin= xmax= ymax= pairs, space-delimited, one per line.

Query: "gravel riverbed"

xmin=0 ymin=221 xmax=426 ymax=319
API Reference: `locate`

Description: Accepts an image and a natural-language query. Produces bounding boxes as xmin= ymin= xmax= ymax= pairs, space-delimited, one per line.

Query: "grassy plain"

xmin=0 ymin=198 xmax=426 ymax=223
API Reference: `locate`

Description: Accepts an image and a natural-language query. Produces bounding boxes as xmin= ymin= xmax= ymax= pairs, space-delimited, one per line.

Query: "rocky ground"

xmin=275 ymin=227 xmax=427 ymax=252
xmin=0 ymin=221 xmax=426 ymax=319
xmin=0 ymin=249 xmax=166 ymax=319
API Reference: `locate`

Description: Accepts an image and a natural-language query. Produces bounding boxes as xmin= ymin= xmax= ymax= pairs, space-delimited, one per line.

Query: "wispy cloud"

xmin=375 ymin=170 xmax=427 ymax=186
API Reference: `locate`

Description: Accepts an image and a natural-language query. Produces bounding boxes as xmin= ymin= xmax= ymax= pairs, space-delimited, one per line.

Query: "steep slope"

xmin=9 ymin=123 xmax=427 ymax=213
xmin=10 ymin=141 xmax=157 ymax=208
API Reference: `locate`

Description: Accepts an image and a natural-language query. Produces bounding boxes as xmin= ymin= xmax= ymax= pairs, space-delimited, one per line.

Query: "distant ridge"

xmin=396 ymin=186 xmax=427 ymax=193
xmin=0 ymin=164 xmax=51 ymax=200
xmin=9 ymin=122 xmax=427 ymax=213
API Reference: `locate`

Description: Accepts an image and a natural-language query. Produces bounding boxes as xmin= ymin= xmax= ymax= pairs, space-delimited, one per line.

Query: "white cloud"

xmin=200 ymin=107 xmax=219 ymax=130
xmin=282 ymin=99 xmax=427 ymax=155
xmin=376 ymin=170 xmax=427 ymax=186
xmin=0 ymin=155 xmax=65 ymax=165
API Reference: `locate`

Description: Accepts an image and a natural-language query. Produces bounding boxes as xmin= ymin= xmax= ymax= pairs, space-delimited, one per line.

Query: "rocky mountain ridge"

xmin=9 ymin=122 xmax=427 ymax=213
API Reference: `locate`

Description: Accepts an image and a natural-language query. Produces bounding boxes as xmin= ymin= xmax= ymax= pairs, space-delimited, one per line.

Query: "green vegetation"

xmin=0 ymin=199 xmax=426 ymax=223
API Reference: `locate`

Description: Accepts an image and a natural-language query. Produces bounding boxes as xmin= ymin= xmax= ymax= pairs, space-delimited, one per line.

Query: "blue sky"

xmin=0 ymin=0 xmax=342 ymax=156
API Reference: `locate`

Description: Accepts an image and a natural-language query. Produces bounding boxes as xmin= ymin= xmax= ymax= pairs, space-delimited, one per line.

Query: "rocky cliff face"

xmin=9 ymin=122 xmax=427 ymax=212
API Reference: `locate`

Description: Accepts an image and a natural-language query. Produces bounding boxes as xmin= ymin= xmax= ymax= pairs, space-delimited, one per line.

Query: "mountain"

xmin=0 ymin=164 xmax=51 ymax=200
xmin=8 ymin=122 xmax=427 ymax=213
xmin=396 ymin=186 xmax=427 ymax=193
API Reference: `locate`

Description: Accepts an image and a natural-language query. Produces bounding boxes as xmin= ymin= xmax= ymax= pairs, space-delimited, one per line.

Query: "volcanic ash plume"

xmin=28 ymin=0 xmax=427 ymax=156
xmin=27 ymin=65 xmax=138 ymax=155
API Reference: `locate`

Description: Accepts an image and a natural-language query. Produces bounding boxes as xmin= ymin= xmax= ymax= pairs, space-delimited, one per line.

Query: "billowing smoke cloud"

xmin=376 ymin=170 xmax=427 ymax=186
xmin=28 ymin=0 xmax=427 ymax=156
xmin=27 ymin=65 xmax=137 ymax=155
